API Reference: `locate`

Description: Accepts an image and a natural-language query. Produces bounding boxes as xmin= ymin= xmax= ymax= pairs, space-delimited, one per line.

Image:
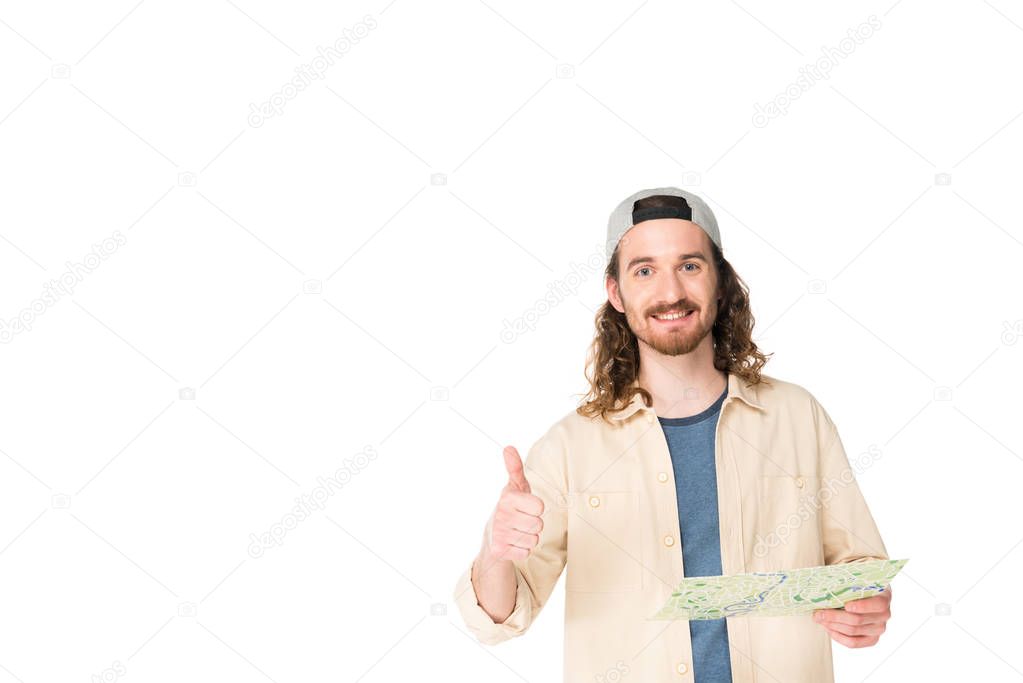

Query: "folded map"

xmin=648 ymin=558 xmax=908 ymax=620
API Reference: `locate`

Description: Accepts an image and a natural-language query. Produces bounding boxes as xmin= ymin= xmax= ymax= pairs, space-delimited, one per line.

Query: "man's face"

xmin=608 ymin=219 xmax=720 ymax=357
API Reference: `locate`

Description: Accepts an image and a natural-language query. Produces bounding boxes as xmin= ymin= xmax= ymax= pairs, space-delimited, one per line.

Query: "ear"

xmin=606 ymin=276 xmax=625 ymax=314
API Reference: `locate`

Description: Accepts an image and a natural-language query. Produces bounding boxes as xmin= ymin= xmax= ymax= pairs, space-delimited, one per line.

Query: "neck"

xmin=636 ymin=339 xmax=727 ymax=419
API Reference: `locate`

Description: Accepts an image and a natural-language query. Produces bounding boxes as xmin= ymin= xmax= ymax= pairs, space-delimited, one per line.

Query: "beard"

xmin=622 ymin=295 xmax=716 ymax=357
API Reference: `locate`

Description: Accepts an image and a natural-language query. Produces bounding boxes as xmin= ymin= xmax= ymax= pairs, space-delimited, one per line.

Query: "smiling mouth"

xmin=651 ymin=309 xmax=695 ymax=321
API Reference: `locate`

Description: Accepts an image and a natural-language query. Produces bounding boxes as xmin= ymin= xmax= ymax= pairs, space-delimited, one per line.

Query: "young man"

xmin=453 ymin=187 xmax=893 ymax=682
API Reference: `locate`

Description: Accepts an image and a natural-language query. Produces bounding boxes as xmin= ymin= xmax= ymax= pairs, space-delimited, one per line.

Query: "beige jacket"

xmin=453 ymin=372 xmax=890 ymax=683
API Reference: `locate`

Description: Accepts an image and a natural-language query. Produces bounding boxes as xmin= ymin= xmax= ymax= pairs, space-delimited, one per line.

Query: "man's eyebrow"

xmin=625 ymin=252 xmax=708 ymax=270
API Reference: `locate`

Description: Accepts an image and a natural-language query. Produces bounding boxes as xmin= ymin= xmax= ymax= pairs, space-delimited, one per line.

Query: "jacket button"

xmin=657 ymin=471 xmax=669 ymax=483
xmin=663 ymin=535 xmax=675 ymax=547
xmin=795 ymin=476 xmax=805 ymax=488
xmin=588 ymin=495 xmax=601 ymax=508
xmin=676 ymin=661 xmax=689 ymax=674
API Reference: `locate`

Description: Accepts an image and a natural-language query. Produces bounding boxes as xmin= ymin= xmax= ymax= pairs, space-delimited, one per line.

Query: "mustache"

xmin=649 ymin=303 xmax=697 ymax=316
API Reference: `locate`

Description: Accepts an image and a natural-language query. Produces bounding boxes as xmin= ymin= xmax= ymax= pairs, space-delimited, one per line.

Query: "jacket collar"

xmin=608 ymin=371 xmax=765 ymax=422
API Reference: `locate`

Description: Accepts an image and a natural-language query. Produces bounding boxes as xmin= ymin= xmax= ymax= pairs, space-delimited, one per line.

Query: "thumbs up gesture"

xmin=483 ymin=446 xmax=545 ymax=563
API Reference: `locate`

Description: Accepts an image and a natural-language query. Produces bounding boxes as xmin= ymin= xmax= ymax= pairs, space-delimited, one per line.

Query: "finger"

xmin=491 ymin=544 xmax=530 ymax=562
xmin=485 ymin=516 xmax=538 ymax=558
xmin=844 ymin=594 xmax=889 ymax=614
xmin=498 ymin=508 xmax=544 ymax=535
xmin=819 ymin=619 xmax=886 ymax=638
xmin=503 ymin=446 xmax=530 ymax=493
xmin=814 ymin=608 xmax=888 ymax=627
xmin=502 ymin=490 xmax=544 ymax=516
xmin=823 ymin=626 xmax=881 ymax=649
xmin=492 ymin=527 xmax=539 ymax=552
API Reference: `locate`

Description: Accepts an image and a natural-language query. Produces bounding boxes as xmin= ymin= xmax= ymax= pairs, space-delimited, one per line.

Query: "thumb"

xmin=503 ymin=445 xmax=530 ymax=494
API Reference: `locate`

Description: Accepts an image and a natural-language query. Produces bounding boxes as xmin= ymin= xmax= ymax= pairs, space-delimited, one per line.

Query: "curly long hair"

xmin=576 ymin=196 xmax=773 ymax=423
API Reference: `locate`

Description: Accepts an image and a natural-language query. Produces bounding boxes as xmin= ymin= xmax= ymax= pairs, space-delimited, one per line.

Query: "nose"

xmin=655 ymin=268 xmax=687 ymax=308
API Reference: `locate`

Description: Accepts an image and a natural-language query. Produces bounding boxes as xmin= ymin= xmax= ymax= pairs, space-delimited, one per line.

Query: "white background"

xmin=1 ymin=1 xmax=1021 ymax=681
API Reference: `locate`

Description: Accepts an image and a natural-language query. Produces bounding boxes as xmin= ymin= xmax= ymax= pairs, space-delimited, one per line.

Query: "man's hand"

xmin=813 ymin=587 xmax=893 ymax=648
xmin=482 ymin=446 xmax=545 ymax=563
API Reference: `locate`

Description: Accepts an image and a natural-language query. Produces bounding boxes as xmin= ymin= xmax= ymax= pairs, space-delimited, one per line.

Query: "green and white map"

xmin=649 ymin=558 xmax=908 ymax=621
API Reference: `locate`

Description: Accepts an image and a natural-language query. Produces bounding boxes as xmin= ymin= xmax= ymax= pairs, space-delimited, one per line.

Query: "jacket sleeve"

xmin=810 ymin=395 xmax=890 ymax=565
xmin=452 ymin=427 xmax=568 ymax=645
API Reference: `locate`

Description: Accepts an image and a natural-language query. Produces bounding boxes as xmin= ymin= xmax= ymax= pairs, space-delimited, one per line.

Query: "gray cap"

xmin=605 ymin=187 xmax=721 ymax=265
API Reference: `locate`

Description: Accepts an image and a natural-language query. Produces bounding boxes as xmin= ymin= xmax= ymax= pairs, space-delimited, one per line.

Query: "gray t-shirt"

xmin=658 ymin=385 xmax=732 ymax=683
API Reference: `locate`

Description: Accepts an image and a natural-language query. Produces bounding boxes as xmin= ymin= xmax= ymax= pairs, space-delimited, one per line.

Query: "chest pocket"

xmin=754 ymin=474 xmax=824 ymax=567
xmin=566 ymin=491 xmax=642 ymax=592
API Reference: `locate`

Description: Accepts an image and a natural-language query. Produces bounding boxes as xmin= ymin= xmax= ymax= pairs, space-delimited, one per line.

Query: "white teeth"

xmin=654 ymin=310 xmax=692 ymax=320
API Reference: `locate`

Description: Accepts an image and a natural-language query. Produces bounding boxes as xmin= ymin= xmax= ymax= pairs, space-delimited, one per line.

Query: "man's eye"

xmin=682 ymin=263 xmax=699 ymax=272
xmin=636 ymin=267 xmax=651 ymax=277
